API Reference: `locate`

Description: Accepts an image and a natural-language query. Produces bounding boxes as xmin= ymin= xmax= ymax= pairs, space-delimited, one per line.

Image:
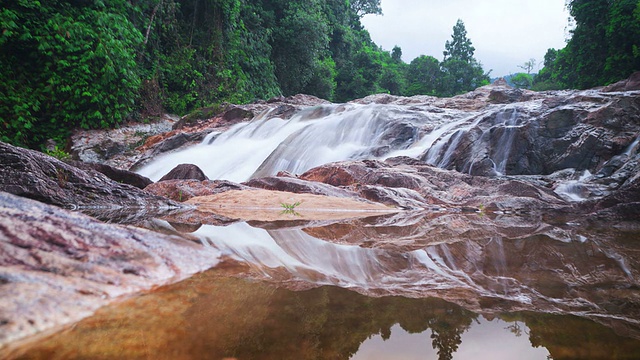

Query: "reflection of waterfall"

xmin=189 ymin=222 xmax=636 ymax=310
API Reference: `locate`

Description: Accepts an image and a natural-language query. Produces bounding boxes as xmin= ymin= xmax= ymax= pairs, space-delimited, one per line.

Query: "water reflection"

xmin=187 ymin=218 xmax=640 ymax=334
xmin=353 ymin=320 xmax=550 ymax=360
xmin=7 ymin=270 xmax=640 ymax=360
xmin=8 ymin=211 xmax=640 ymax=359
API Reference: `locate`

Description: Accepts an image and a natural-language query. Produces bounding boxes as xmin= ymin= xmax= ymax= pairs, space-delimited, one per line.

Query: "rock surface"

xmin=0 ymin=192 xmax=221 ymax=347
xmin=68 ymin=161 xmax=153 ymax=189
xmin=603 ymin=71 xmax=640 ymax=92
xmin=158 ymin=163 xmax=209 ymax=181
xmin=0 ymin=142 xmax=177 ymax=210
xmin=186 ymin=189 xmax=398 ymax=222
xmin=144 ymin=179 xmax=251 ymax=202
xmin=7 ymin=74 xmax=640 ymax=351
xmin=299 ymin=158 xmax=568 ymax=213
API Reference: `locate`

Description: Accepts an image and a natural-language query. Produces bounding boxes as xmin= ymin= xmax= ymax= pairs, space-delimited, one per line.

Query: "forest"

xmin=1 ymin=0 xmax=639 ymax=149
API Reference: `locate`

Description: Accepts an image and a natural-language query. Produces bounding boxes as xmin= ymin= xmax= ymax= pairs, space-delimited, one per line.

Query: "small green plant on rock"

xmin=45 ymin=146 xmax=71 ymax=161
xmin=280 ymin=201 xmax=302 ymax=211
xmin=280 ymin=200 xmax=303 ymax=216
xmin=477 ymin=204 xmax=486 ymax=216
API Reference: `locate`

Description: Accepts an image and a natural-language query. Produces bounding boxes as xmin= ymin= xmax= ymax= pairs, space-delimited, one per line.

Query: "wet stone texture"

xmin=0 ymin=192 xmax=221 ymax=347
xmin=0 ymin=142 xmax=177 ymax=210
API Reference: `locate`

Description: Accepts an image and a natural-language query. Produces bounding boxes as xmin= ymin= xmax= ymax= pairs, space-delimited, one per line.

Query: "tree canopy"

xmin=533 ymin=0 xmax=640 ymax=90
xmin=4 ymin=0 xmax=637 ymax=150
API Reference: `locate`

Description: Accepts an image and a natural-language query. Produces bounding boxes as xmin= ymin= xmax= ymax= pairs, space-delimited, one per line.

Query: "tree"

xmin=531 ymin=48 xmax=564 ymax=90
xmin=518 ymin=58 xmax=537 ymax=74
xmin=443 ymin=19 xmax=475 ymax=63
xmin=392 ymin=45 xmax=403 ymax=62
xmin=439 ymin=19 xmax=489 ymax=96
xmin=603 ymin=0 xmax=640 ymax=83
xmin=0 ymin=0 xmax=143 ymax=148
xmin=511 ymin=73 xmax=534 ymax=89
xmin=350 ymin=0 xmax=382 ymax=17
xmin=405 ymin=55 xmax=441 ymax=96
xmin=536 ymin=0 xmax=640 ymax=90
xmin=270 ymin=1 xmax=330 ymax=96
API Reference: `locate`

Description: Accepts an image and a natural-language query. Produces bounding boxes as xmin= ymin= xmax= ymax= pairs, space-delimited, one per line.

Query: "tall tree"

xmin=350 ymin=0 xmax=382 ymax=17
xmin=536 ymin=0 xmax=640 ymax=89
xmin=439 ymin=19 xmax=489 ymax=96
xmin=443 ymin=19 xmax=475 ymax=63
xmin=405 ymin=55 xmax=441 ymax=96
xmin=392 ymin=45 xmax=403 ymax=62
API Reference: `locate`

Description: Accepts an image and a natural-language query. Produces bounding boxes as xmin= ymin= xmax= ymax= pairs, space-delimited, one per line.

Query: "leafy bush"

xmin=0 ymin=0 xmax=142 ymax=148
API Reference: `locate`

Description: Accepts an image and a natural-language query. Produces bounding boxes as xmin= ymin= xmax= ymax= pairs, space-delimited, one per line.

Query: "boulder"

xmin=68 ymin=161 xmax=153 ymax=189
xmin=603 ymin=71 xmax=640 ymax=92
xmin=0 ymin=142 xmax=177 ymax=209
xmin=159 ymin=163 xmax=209 ymax=181
xmin=144 ymin=179 xmax=249 ymax=202
xmin=0 ymin=191 xmax=221 ymax=347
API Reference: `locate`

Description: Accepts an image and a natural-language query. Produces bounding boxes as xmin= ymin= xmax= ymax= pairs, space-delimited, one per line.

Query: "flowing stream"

xmin=137 ymin=103 xmax=524 ymax=181
xmin=10 ymin=94 xmax=638 ymax=359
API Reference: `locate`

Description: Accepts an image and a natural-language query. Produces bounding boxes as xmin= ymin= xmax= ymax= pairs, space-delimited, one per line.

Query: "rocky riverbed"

xmin=1 ymin=75 xmax=639 ymax=353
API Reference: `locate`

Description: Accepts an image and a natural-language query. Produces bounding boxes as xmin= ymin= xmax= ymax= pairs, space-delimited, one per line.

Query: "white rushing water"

xmin=136 ymin=102 xmax=495 ymax=181
xmin=138 ymin=104 xmax=424 ymax=181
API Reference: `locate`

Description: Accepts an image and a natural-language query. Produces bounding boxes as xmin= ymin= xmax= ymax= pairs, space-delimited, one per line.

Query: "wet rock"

xmin=603 ymin=71 xmax=640 ymax=92
xmin=244 ymin=176 xmax=360 ymax=199
xmin=172 ymin=104 xmax=255 ymax=131
xmin=159 ymin=164 xmax=209 ymax=182
xmin=68 ymin=161 xmax=152 ymax=189
xmin=489 ymin=87 xmax=537 ymax=104
xmin=300 ymin=159 xmax=568 ymax=214
xmin=422 ymin=92 xmax=640 ymax=177
xmin=0 ymin=191 xmax=221 ymax=347
xmin=0 ymin=142 xmax=177 ymax=209
xmin=356 ymin=185 xmax=427 ymax=209
xmin=144 ymin=179 xmax=249 ymax=202
xmin=70 ymin=115 xmax=176 ymax=168
xmin=588 ymin=174 xmax=640 ymax=221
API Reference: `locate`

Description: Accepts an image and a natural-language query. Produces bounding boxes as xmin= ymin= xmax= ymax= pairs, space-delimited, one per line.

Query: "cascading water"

xmin=137 ymin=95 xmax=638 ymax=187
xmin=488 ymin=108 xmax=520 ymax=175
xmin=138 ymin=104 xmax=436 ymax=182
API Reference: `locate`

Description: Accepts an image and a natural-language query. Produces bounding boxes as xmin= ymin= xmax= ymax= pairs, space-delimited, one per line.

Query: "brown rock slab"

xmin=0 ymin=142 xmax=177 ymax=209
xmin=186 ymin=189 xmax=399 ymax=221
xmin=0 ymin=192 xmax=221 ymax=347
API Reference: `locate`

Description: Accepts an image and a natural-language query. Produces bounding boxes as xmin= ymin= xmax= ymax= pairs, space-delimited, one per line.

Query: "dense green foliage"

xmin=533 ymin=0 xmax=640 ymax=90
xmin=1 ymin=0 xmax=143 ymax=147
xmin=1 ymin=0 xmax=492 ymax=149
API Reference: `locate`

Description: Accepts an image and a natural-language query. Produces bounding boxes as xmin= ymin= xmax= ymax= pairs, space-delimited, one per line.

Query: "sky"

xmin=361 ymin=0 xmax=571 ymax=77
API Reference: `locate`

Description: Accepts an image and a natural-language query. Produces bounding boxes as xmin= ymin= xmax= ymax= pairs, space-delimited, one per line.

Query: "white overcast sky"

xmin=361 ymin=0 xmax=571 ymax=77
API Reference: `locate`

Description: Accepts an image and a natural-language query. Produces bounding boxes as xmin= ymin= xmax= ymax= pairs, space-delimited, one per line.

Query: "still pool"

xmin=5 ymin=212 xmax=640 ymax=359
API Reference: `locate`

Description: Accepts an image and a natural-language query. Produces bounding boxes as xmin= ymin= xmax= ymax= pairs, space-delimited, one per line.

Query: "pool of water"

xmin=6 ymin=211 xmax=640 ymax=359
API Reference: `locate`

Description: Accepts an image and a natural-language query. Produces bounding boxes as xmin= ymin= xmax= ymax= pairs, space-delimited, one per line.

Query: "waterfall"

xmin=136 ymin=97 xmax=637 ymax=182
xmin=488 ymin=108 xmax=520 ymax=175
xmin=137 ymin=103 xmax=443 ymax=182
xmin=136 ymin=100 xmax=529 ymax=181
